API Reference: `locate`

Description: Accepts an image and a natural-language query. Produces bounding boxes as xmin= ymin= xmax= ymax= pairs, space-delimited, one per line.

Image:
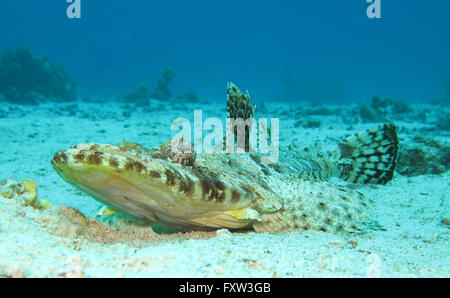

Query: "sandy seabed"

xmin=0 ymin=99 xmax=448 ymax=277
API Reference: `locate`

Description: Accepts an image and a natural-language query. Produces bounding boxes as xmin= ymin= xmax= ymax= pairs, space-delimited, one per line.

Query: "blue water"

xmin=0 ymin=0 xmax=449 ymax=103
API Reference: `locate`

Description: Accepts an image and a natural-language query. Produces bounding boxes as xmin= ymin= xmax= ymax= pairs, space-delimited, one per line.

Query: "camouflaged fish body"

xmin=51 ymin=122 xmax=398 ymax=234
xmin=51 ymin=83 xmax=399 ymax=234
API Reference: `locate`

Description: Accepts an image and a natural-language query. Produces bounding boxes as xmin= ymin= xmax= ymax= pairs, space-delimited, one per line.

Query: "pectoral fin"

xmin=97 ymin=205 xmax=120 ymax=216
xmin=187 ymin=207 xmax=262 ymax=229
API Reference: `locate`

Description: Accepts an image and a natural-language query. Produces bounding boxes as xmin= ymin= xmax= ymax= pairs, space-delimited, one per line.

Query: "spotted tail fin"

xmin=338 ymin=124 xmax=399 ymax=184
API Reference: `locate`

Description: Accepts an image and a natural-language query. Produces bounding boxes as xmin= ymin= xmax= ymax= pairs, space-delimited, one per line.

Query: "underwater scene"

xmin=0 ymin=0 xmax=449 ymax=278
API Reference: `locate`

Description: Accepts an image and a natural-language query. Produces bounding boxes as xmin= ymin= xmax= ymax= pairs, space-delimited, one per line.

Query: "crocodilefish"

xmin=51 ymin=83 xmax=398 ymax=234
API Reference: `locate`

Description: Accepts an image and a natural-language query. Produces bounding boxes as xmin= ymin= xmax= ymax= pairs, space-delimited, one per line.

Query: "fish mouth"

xmin=51 ymin=144 xmax=260 ymax=231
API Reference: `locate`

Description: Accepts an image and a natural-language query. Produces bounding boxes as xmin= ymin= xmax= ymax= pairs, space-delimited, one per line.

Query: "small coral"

xmin=392 ymin=99 xmax=412 ymax=114
xmin=176 ymin=88 xmax=200 ymax=103
xmin=0 ymin=46 xmax=76 ymax=104
xmin=363 ymin=96 xmax=413 ymax=122
xmin=435 ymin=112 xmax=450 ymax=131
xmin=122 ymin=83 xmax=150 ymax=106
xmin=0 ymin=179 xmax=51 ymax=209
xmin=305 ymin=106 xmax=336 ymax=116
xmin=397 ymin=137 xmax=450 ymax=176
xmin=149 ymin=68 xmax=175 ymax=100
xmin=359 ymin=103 xmax=385 ymax=123
xmin=294 ymin=119 xmax=322 ymax=129
xmin=371 ymin=96 xmax=392 ymax=110
xmin=442 ymin=218 xmax=450 ymax=227
xmin=304 ymin=120 xmax=322 ymax=128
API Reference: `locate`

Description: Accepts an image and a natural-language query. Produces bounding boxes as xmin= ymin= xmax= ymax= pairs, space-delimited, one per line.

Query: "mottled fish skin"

xmin=51 ymin=123 xmax=398 ymax=234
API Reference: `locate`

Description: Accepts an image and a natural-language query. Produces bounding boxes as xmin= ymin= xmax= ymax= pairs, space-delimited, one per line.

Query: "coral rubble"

xmin=149 ymin=68 xmax=175 ymax=101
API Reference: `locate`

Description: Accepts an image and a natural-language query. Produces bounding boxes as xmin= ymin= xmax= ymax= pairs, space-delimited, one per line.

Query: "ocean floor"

xmin=0 ymin=99 xmax=449 ymax=277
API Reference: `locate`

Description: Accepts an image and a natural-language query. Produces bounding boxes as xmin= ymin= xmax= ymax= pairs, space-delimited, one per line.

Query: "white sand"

xmin=0 ymin=100 xmax=448 ymax=277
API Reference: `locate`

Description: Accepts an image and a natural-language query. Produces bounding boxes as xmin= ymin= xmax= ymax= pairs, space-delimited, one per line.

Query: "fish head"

xmin=51 ymin=142 xmax=261 ymax=231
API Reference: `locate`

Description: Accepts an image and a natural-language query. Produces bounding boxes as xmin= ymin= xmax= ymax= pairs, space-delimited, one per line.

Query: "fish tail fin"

xmin=338 ymin=124 xmax=399 ymax=184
